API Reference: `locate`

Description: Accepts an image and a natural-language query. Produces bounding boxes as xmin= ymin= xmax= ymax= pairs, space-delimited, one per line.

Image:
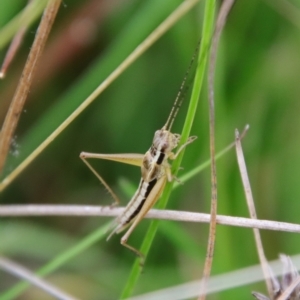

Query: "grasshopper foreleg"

xmin=169 ymin=135 xmax=197 ymax=161
xmin=166 ymin=135 xmax=197 ymax=183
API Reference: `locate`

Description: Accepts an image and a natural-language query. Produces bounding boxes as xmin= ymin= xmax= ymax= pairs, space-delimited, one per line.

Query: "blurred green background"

xmin=0 ymin=0 xmax=300 ymax=299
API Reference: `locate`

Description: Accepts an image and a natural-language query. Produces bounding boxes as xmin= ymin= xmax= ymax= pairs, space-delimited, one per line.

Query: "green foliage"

xmin=0 ymin=0 xmax=300 ymax=299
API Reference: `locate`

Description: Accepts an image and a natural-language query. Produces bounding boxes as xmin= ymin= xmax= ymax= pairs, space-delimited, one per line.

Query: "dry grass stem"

xmin=0 ymin=256 xmax=78 ymax=300
xmin=0 ymin=205 xmax=299 ymax=233
xmin=277 ymin=275 xmax=300 ymax=300
xmin=0 ymin=0 xmax=199 ymax=192
xmin=0 ymin=26 xmax=27 ymax=78
xmin=0 ymin=0 xmax=61 ymax=174
xmin=0 ymin=27 xmax=27 ymax=79
xmin=0 ymin=0 xmax=32 ymax=78
xmin=199 ymin=1 xmax=235 ymax=299
xmin=235 ymin=129 xmax=274 ymax=298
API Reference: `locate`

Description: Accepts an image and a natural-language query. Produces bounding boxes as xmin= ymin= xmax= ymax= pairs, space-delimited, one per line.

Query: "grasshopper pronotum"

xmin=80 ymin=52 xmax=197 ymax=258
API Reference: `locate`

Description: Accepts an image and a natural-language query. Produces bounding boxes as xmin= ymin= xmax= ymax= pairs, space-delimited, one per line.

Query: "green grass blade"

xmin=120 ymin=0 xmax=216 ymax=298
xmin=0 ymin=0 xmax=47 ymax=50
xmin=0 ymin=222 xmax=110 ymax=300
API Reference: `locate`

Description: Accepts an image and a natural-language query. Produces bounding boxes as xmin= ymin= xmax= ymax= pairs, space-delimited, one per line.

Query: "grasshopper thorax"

xmin=141 ymin=128 xmax=180 ymax=181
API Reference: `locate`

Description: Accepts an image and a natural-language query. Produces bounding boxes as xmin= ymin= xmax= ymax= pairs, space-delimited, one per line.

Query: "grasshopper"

xmin=80 ymin=54 xmax=197 ymax=258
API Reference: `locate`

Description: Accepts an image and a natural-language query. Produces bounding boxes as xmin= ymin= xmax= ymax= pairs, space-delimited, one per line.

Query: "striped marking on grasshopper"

xmin=80 ymin=52 xmax=197 ymax=259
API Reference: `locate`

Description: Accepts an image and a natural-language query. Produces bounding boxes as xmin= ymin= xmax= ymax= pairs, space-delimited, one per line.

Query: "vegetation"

xmin=0 ymin=0 xmax=300 ymax=299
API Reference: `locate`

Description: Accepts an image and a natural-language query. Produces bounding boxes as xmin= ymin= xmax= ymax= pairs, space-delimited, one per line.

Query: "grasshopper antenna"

xmin=164 ymin=41 xmax=200 ymax=131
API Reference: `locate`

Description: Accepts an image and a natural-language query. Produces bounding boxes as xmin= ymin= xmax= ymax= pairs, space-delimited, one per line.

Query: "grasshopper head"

xmin=152 ymin=128 xmax=180 ymax=153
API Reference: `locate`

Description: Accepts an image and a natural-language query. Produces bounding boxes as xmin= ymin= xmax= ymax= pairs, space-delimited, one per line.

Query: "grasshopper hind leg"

xmin=107 ymin=218 xmax=145 ymax=264
xmin=80 ymin=152 xmax=120 ymax=207
xmin=121 ymin=236 xmax=145 ymax=266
